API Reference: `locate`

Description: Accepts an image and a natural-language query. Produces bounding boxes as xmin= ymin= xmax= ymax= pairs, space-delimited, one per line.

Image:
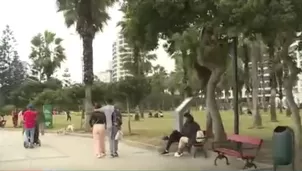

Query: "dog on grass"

xmin=66 ymin=124 xmax=74 ymax=132
xmin=57 ymin=124 xmax=74 ymax=135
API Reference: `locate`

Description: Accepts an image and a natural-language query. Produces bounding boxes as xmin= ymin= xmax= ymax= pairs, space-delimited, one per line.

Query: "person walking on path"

xmin=89 ymin=106 xmax=107 ymax=158
xmin=66 ymin=110 xmax=72 ymax=121
xmin=110 ymin=106 xmax=122 ymax=157
xmin=37 ymin=108 xmax=45 ymax=135
xmin=95 ymin=99 xmax=120 ymax=157
xmin=23 ymin=104 xmax=37 ymax=148
xmin=11 ymin=108 xmax=18 ymax=128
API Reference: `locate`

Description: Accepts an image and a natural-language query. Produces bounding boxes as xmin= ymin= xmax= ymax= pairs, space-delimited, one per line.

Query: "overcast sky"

xmin=0 ymin=0 xmax=174 ymax=82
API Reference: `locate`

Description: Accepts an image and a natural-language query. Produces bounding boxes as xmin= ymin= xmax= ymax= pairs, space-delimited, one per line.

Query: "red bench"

xmin=212 ymin=134 xmax=263 ymax=169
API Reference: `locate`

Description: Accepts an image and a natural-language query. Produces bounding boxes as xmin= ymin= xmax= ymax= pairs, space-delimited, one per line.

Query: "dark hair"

xmin=94 ymin=103 xmax=101 ymax=109
xmin=184 ymin=112 xmax=194 ymax=122
xmin=106 ymin=98 xmax=113 ymax=104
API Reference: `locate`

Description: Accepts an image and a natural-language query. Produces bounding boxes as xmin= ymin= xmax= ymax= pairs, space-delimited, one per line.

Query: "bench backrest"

xmin=227 ymin=134 xmax=262 ymax=146
xmin=196 ymin=130 xmax=206 ymax=142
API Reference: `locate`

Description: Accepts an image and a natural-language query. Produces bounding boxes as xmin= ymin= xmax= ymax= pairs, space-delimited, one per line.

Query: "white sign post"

xmin=174 ymin=97 xmax=194 ymax=131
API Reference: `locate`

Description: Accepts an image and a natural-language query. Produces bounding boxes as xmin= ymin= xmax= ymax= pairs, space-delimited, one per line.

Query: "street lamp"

xmin=232 ymin=37 xmax=239 ymax=135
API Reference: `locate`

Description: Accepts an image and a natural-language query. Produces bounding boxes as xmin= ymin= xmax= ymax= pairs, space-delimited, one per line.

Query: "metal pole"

xmin=232 ymin=37 xmax=239 ymax=134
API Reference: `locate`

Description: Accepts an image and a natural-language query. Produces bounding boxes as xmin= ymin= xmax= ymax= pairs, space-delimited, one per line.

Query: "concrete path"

xmin=0 ymin=130 xmax=270 ymax=170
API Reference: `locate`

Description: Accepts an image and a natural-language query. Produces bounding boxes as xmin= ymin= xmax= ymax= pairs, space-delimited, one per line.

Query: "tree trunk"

xmin=84 ymin=85 xmax=93 ymax=131
xmin=139 ymin=104 xmax=144 ymax=118
xmin=281 ymin=37 xmax=301 ymax=169
xmin=284 ymin=78 xmax=301 ymax=170
xmin=82 ymin=34 xmax=94 ymax=131
xmin=126 ymin=97 xmax=132 ymax=135
xmin=278 ymin=84 xmax=283 ymax=113
xmin=243 ymin=43 xmax=252 ymax=111
xmin=268 ymin=45 xmax=277 ymax=122
xmin=205 ymin=109 xmax=213 ymax=137
xmin=182 ymin=52 xmax=192 ymax=99
xmin=251 ymin=40 xmax=262 ymax=128
xmin=260 ymin=63 xmax=267 ymax=112
xmin=206 ymin=68 xmax=226 ymax=141
xmin=270 ymin=87 xmax=278 ymax=122
xmin=246 ymin=90 xmax=252 ymax=110
xmin=239 ymin=92 xmax=243 ymax=115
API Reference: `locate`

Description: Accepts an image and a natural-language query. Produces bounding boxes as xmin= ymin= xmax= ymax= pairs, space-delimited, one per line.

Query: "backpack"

xmin=112 ymin=108 xmax=122 ymax=128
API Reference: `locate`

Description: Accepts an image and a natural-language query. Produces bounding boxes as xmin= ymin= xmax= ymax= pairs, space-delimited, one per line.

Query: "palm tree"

xmin=29 ymin=30 xmax=66 ymax=81
xmin=56 ymin=0 xmax=116 ymax=130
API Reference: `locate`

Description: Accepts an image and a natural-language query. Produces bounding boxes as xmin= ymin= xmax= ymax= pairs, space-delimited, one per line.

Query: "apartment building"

xmin=221 ymin=42 xmax=302 ymax=104
xmin=111 ymin=32 xmax=132 ymax=82
xmin=96 ymin=70 xmax=112 ymax=83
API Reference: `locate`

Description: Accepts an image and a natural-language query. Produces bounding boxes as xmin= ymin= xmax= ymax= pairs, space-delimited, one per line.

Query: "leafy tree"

xmin=0 ymin=25 xmax=27 ymax=107
xmin=29 ymin=30 xmax=66 ymax=80
xmin=57 ymin=0 xmax=117 ymax=130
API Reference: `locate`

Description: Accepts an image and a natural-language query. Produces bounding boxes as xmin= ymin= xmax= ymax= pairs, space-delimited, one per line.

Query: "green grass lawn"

xmin=4 ymin=110 xmax=293 ymax=144
xmin=120 ymin=110 xmax=294 ymax=145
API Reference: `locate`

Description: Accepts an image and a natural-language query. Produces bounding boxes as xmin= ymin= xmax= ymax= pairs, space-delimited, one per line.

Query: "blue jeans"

xmin=24 ymin=128 xmax=35 ymax=144
xmin=106 ymin=127 xmax=119 ymax=155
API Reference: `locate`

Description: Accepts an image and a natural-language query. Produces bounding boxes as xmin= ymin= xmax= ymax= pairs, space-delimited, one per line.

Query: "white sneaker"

xmin=96 ymin=154 xmax=101 ymax=158
xmin=174 ymin=152 xmax=183 ymax=157
xmin=100 ymin=153 xmax=106 ymax=157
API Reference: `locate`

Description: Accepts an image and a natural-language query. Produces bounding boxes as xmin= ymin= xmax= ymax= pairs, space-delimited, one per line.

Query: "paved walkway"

xmin=0 ymin=130 xmax=271 ymax=170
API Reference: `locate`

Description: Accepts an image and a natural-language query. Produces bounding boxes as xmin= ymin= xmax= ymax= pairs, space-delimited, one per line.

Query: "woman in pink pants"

xmin=89 ymin=110 xmax=107 ymax=158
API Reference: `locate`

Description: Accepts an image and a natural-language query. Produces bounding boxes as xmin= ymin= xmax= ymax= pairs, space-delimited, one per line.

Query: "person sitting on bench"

xmin=159 ymin=111 xmax=163 ymax=117
xmin=148 ymin=111 xmax=153 ymax=118
xmin=161 ymin=112 xmax=200 ymax=156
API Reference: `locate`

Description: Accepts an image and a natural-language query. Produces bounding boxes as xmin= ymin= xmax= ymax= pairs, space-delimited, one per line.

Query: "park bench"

xmin=212 ymin=134 xmax=263 ymax=169
xmin=191 ymin=130 xmax=208 ymax=158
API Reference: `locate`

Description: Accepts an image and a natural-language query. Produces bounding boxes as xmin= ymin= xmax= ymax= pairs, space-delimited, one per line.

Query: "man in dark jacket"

xmin=161 ymin=112 xmax=200 ymax=156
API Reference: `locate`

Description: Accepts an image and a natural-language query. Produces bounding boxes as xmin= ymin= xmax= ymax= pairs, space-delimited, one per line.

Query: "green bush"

xmin=0 ymin=104 xmax=16 ymax=116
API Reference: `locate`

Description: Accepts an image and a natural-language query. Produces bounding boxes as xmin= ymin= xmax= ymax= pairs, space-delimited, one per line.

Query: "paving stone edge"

xmin=1 ymin=128 xmax=273 ymax=170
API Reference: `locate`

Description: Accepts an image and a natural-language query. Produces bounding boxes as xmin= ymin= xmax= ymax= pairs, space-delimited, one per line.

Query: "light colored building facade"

xmin=96 ymin=70 xmax=112 ymax=83
xmin=111 ymin=32 xmax=132 ymax=82
xmin=220 ymin=42 xmax=302 ymax=105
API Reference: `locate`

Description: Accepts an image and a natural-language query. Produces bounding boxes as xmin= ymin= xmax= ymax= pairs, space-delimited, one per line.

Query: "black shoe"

xmin=110 ymin=154 xmax=115 ymax=158
xmin=113 ymin=152 xmax=119 ymax=157
xmin=162 ymin=136 xmax=169 ymax=141
xmin=161 ymin=150 xmax=169 ymax=155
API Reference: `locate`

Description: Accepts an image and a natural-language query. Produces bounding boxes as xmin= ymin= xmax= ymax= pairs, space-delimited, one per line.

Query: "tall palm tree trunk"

xmin=182 ymin=52 xmax=192 ymax=98
xmin=82 ymin=34 xmax=94 ymax=131
xmin=268 ymin=45 xmax=277 ymax=122
xmin=251 ymin=39 xmax=262 ymax=128
xmin=260 ymin=62 xmax=267 ymax=112
xmin=243 ymin=43 xmax=252 ymax=110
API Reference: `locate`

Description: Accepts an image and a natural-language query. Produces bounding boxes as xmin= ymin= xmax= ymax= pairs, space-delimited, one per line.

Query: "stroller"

xmin=23 ymin=123 xmax=41 ymax=148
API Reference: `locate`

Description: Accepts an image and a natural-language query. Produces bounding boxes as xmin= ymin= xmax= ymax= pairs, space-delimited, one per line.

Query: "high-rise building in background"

xmin=219 ymin=41 xmax=302 ymax=105
xmin=111 ymin=32 xmax=132 ymax=82
xmin=96 ymin=70 xmax=112 ymax=83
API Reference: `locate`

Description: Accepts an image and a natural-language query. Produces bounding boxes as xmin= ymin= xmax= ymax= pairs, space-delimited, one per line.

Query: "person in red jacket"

xmin=23 ymin=104 xmax=37 ymax=148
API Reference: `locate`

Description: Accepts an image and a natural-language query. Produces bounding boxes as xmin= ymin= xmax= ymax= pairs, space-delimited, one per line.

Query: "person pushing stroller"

xmin=23 ymin=104 xmax=38 ymax=148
